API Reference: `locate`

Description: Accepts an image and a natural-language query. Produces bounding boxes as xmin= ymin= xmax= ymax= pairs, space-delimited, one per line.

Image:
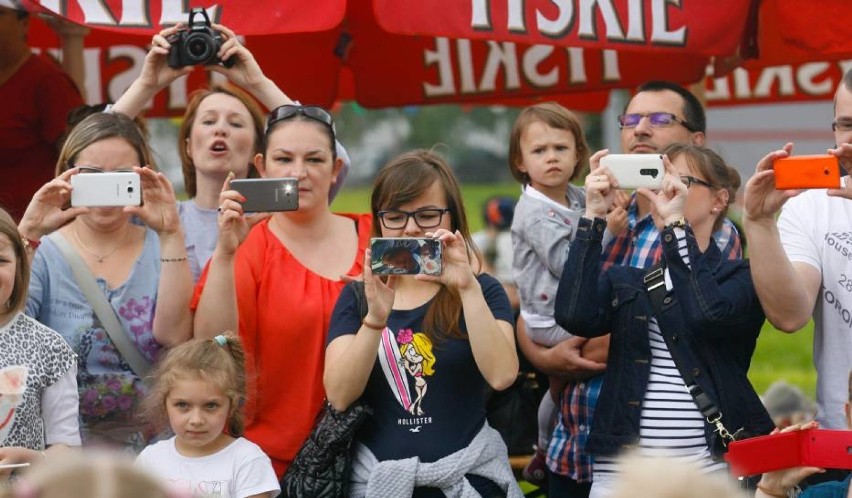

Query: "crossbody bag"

xmin=47 ymin=232 xmax=152 ymax=377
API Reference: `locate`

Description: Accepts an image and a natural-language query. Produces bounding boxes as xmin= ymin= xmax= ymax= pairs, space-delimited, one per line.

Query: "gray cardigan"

xmin=511 ymin=184 xmax=587 ymax=328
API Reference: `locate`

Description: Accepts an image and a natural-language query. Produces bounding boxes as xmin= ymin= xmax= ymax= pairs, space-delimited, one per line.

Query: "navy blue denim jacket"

xmin=554 ymin=217 xmax=774 ymax=458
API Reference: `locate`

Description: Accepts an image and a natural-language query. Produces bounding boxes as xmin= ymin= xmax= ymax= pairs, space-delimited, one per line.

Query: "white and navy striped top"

xmin=594 ymin=228 xmax=726 ymax=477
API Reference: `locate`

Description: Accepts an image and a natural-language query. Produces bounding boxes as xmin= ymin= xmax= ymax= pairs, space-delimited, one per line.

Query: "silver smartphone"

xmin=370 ymin=237 xmax=442 ymax=276
xmin=70 ymin=172 xmax=141 ymax=207
xmin=230 ymin=178 xmax=299 ymax=213
xmin=600 ymin=154 xmax=665 ymax=190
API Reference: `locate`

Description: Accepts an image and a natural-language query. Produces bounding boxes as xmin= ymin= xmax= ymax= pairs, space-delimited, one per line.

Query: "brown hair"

xmin=143 ymin=334 xmax=247 ymax=437
xmin=0 ymin=208 xmax=29 ymax=315
xmin=178 ymin=84 xmax=265 ymax=197
xmin=0 ymin=452 xmax=170 ymax=498
xmin=662 ymin=143 xmax=741 ymax=232
xmin=370 ymin=149 xmax=481 ymax=341
xmin=56 ymin=113 xmax=155 ymax=176
xmin=508 ymin=102 xmax=590 ymax=185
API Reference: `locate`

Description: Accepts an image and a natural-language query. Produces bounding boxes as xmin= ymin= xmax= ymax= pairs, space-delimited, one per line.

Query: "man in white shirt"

xmin=743 ymin=69 xmax=852 ymax=430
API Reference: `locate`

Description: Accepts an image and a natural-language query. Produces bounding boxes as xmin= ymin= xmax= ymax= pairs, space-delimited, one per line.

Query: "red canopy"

xmin=22 ymin=0 xmax=852 ymax=114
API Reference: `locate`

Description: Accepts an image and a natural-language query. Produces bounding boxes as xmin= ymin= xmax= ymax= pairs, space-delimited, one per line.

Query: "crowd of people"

xmin=0 ymin=2 xmax=850 ymax=497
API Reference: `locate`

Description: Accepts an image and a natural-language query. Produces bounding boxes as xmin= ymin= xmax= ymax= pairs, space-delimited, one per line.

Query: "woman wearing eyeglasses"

xmin=192 ymin=102 xmax=371 ymax=477
xmin=324 ymin=150 xmax=522 ymax=498
xmin=554 ymin=143 xmax=774 ymax=498
xmin=17 ymin=112 xmax=193 ymax=452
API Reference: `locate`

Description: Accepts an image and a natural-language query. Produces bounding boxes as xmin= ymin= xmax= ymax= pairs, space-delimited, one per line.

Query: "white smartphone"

xmin=71 ymin=172 xmax=141 ymax=207
xmin=600 ymin=154 xmax=665 ymax=190
xmin=230 ymin=177 xmax=299 ymax=213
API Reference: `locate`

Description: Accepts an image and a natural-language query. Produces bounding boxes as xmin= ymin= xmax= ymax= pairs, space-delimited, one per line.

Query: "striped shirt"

xmin=594 ymin=229 xmax=725 ymax=477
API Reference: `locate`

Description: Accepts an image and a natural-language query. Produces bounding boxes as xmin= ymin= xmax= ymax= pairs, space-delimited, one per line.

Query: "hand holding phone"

xmin=230 ymin=178 xmax=299 ymax=213
xmin=773 ymin=155 xmax=841 ymax=190
xmin=71 ymin=172 xmax=141 ymax=207
xmin=600 ymin=154 xmax=664 ymax=190
xmin=370 ymin=237 xmax=442 ymax=276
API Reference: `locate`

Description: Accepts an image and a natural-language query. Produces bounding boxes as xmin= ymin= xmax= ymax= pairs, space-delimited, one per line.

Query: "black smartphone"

xmin=230 ymin=178 xmax=298 ymax=213
xmin=370 ymin=237 xmax=442 ymax=276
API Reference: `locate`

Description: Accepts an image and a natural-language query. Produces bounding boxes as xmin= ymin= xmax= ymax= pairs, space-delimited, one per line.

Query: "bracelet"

xmin=362 ymin=318 xmax=386 ymax=331
xmin=22 ymin=236 xmax=41 ymax=252
xmin=756 ymin=482 xmax=788 ymax=498
xmin=160 ymin=256 xmax=188 ymax=263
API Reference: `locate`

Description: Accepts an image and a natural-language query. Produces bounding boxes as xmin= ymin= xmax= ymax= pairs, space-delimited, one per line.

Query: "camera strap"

xmin=48 ymin=232 xmax=152 ymax=378
xmin=643 ymin=262 xmax=737 ymax=448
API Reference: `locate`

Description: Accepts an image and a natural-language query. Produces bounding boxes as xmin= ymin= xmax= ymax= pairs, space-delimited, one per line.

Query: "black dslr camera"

xmin=167 ymin=8 xmax=234 ymax=68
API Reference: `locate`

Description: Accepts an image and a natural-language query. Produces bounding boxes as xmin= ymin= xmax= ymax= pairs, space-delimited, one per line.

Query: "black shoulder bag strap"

xmin=643 ymin=262 xmax=739 ymax=449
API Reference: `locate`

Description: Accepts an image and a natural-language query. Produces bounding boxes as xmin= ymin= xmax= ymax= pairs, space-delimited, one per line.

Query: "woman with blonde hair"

xmin=19 ymin=112 xmax=192 ymax=452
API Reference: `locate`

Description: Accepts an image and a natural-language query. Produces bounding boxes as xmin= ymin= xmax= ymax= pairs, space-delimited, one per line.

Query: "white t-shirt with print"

xmin=778 ymin=188 xmax=852 ymax=429
xmin=136 ymin=436 xmax=280 ymax=498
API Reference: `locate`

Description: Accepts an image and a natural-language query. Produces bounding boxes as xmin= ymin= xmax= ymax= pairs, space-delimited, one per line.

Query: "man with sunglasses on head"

xmin=743 ymin=70 xmax=852 ymax=433
xmin=518 ymin=80 xmax=743 ymax=497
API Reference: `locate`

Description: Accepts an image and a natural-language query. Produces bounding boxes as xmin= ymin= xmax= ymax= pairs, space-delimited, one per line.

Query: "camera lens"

xmin=185 ymin=33 xmax=213 ymax=62
xmin=127 ymin=186 xmax=135 ymax=193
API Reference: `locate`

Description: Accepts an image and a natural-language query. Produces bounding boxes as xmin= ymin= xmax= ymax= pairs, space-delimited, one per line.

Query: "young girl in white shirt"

xmin=136 ymin=335 xmax=279 ymax=498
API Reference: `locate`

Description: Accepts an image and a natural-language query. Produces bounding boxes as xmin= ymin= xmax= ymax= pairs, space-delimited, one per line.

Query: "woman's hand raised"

xmin=215 ymin=173 xmax=250 ymax=255
xmin=420 ymin=229 xmax=477 ymax=291
xmin=362 ymin=249 xmax=395 ymax=327
xmin=209 ymin=24 xmax=268 ymax=90
xmin=637 ymin=155 xmax=687 ymax=228
xmin=18 ymin=168 xmax=89 ymax=240
xmin=125 ymin=167 xmax=182 ymax=235
xmin=140 ymin=24 xmax=194 ymax=91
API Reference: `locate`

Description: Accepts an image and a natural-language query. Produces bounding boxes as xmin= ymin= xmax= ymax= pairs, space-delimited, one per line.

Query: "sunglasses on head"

xmin=265 ymin=105 xmax=335 ymax=135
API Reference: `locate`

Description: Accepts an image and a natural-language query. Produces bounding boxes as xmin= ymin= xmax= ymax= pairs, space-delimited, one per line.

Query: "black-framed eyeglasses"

xmin=618 ymin=112 xmax=693 ymax=131
xmin=832 ymin=120 xmax=852 ymax=132
xmin=680 ymin=175 xmax=715 ymax=189
xmin=73 ymin=165 xmax=136 ymax=174
xmin=378 ymin=208 xmax=451 ymax=230
xmin=266 ymin=105 xmax=335 ymax=135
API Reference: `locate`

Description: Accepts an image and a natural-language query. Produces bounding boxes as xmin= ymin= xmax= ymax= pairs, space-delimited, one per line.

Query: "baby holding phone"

xmin=136 ymin=334 xmax=279 ymax=498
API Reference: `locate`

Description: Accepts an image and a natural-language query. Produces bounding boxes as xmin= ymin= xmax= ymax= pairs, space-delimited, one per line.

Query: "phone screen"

xmin=370 ymin=238 xmax=442 ymax=276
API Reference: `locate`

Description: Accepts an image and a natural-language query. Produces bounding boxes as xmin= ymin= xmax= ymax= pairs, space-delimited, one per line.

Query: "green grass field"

xmin=332 ymin=183 xmax=818 ymax=398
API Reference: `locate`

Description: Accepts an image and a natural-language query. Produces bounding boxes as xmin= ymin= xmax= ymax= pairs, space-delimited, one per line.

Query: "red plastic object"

xmin=725 ymin=429 xmax=852 ymax=477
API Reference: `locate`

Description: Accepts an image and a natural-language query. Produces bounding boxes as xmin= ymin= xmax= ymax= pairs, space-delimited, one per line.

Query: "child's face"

xmin=517 ymin=121 xmax=578 ymax=194
xmin=166 ymin=375 xmax=233 ymax=457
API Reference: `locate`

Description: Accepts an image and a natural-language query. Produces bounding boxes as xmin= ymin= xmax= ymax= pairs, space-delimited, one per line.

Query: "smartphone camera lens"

xmin=127 ymin=185 xmax=135 ymax=193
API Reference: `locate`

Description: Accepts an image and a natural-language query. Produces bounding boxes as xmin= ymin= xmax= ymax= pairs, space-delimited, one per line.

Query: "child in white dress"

xmin=136 ymin=335 xmax=279 ymax=498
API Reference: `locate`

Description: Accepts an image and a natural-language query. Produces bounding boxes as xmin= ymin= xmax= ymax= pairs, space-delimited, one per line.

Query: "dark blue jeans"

xmin=548 ymin=470 xmax=591 ymax=498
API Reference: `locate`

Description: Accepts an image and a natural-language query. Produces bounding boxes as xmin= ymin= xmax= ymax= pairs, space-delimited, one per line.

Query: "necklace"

xmin=71 ymin=223 xmax=131 ymax=263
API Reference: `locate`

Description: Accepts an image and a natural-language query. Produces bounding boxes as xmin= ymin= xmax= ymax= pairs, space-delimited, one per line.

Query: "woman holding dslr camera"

xmin=114 ymin=16 xmax=314 ymax=282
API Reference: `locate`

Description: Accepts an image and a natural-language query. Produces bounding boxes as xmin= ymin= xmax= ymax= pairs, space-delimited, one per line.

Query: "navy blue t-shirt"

xmin=327 ymin=274 xmax=514 ymax=494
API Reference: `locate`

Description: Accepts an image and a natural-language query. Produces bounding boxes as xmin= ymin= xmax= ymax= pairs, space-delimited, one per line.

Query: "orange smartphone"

xmin=773 ymin=155 xmax=841 ymax=190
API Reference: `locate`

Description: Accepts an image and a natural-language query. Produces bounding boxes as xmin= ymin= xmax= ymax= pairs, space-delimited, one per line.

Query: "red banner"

xmin=30 ymin=8 xmax=710 ymax=116
xmin=705 ymin=60 xmax=852 ymax=108
xmin=753 ymin=0 xmax=852 ymax=66
xmin=373 ymin=0 xmax=753 ymax=57
xmin=24 ymin=0 xmax=345 ymax=35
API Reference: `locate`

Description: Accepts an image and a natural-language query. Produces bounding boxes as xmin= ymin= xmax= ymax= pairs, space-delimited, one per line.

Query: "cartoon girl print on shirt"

xmin=397 ymin=329 xmax=435 ymax=416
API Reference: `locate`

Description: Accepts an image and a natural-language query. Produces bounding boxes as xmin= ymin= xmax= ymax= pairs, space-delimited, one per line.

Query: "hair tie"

xmin=214 ymin=335 xmax=227 ymax=347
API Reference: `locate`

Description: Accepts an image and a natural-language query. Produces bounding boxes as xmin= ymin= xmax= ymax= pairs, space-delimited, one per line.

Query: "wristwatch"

xmin=664 ymin=217 xmax=687 ymax=230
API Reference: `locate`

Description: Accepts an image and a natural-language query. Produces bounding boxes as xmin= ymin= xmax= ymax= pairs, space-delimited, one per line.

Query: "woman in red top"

xmin=192 ymin=104 xmax=371 ymax=476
